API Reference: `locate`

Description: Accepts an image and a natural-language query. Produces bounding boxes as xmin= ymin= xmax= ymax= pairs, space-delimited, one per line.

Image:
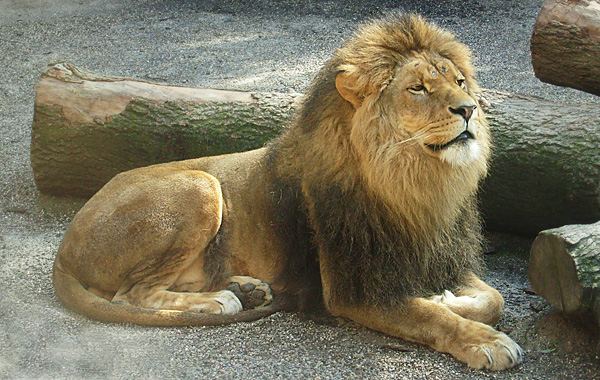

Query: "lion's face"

xmin=382 ymin=53 xmax=489 ymax=167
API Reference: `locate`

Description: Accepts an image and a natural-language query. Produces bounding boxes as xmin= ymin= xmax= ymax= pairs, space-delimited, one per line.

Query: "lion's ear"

xmin=335 ymin=72 xmax=363 ymax=109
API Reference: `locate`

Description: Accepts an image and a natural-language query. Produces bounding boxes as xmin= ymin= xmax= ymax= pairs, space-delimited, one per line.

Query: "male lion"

xmin=53 ymin=14 xmax=523 ymax=370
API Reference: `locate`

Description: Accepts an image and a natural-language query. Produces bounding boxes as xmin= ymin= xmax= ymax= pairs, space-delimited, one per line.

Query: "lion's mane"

xmin=267 ymin=13 xmax=488 ymax=310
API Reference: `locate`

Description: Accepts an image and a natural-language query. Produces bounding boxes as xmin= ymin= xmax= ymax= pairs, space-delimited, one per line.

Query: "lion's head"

xmin=285 ymin=13 xmax=490 ymax=236
xmin=334 ymin=13 xmax=490 ymax=168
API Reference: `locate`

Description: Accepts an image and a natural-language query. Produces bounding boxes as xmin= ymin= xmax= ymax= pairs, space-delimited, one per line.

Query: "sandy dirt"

xmin=1 ymin=1 xmax=599 ymax=379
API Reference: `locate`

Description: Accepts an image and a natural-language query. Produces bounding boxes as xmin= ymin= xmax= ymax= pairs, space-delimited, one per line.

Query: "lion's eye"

xmin=457 ymin=79 xmax=466 ymax=88
xmin=408 ymin=85 xmax=426 ymax=94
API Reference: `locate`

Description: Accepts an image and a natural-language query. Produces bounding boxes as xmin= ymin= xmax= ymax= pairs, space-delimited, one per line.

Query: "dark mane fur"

xmin=307 ymin=182 xmax=484 ymax=310
xmin=265 ymin=12 xmax=487 ymax=311
xmin=266 ymin=142 xmax=484 ymax=311
xmin=265 ymin=147 xmax=323 ymax=311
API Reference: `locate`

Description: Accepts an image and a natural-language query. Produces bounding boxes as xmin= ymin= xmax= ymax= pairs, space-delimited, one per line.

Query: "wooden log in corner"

xmin=31 ymin=62 xmax=300 ymax=198
xmin=530 ymin=0 xmax=600 ymax=96
xmin=530 ymin=221 xmax=600 ymax=325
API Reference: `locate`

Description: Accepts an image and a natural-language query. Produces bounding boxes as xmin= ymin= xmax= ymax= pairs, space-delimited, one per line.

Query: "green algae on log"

xmin=31 ymin=62 xmax=299 ymax=198
xmin=31 ymin=63 xmax=600 ymax=236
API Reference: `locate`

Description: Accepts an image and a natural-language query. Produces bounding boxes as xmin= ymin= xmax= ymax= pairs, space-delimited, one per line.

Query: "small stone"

xmin=530 ymin=299 xmax=547 ymax=312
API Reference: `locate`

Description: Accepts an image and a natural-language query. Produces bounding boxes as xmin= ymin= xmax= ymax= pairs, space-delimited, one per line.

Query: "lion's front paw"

xmin=468 ymin=332 xmax=523 ymax=371
xmin=454 ymin=323 xmax=523 ymax=371
xmin=438 ymin=290 xmax=479 ymax=308
xmin=226 ymin=276 xmax=273 ymax=310
xmin=430 ymin=290 xmax=475 ymax=307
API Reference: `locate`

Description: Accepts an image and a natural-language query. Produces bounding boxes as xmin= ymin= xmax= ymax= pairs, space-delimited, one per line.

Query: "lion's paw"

xmin=189 ymin=290 xmax=243 ymax=314
xmin=460 ymin=327 xmax=523 ymax=371
xmin=439 ymin=290 xmax=480 ymax=308
xmin=226 ymin=276 xmax=273 ymax=310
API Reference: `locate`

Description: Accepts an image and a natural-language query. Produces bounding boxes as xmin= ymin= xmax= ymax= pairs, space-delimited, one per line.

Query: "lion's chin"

xmin=439 ymin=140 xmax=482 ymax=167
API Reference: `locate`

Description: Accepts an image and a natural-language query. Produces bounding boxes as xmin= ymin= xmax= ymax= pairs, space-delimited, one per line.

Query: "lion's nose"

xmin=449 ymin=105 xmax=476 ymax=121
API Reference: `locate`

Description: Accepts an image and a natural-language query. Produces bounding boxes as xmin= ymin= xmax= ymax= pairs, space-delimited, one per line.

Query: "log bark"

xmin=31 ymin=62 xmax=300 ymax=198
xmin=530 ymin=0 xmax=600 ymax=96
xmin=478 ymin=90 xmax=600 ymax=236
xmin=529 ymin=221 xmax=600 ymax=326
xmin=31 ymin=63 xmax=600 ymax=235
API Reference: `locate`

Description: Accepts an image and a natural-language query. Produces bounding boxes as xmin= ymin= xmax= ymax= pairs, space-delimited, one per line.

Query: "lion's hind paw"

xmin=226 ymin=276 xmax=273 ymax=310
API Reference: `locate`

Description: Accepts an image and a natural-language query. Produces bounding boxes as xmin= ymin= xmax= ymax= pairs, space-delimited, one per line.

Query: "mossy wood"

xmin=530 ymin=0 xmax=600 ymax=96
xmin=31 ymin=63 xmax=600 ymax=235
xmin=478 ymin=91 xmax=600 ymax=235
xmin=529 ymin=221 xmax=600 ymax=326
xmin=31 ymin=62 xmax=300 ymax=198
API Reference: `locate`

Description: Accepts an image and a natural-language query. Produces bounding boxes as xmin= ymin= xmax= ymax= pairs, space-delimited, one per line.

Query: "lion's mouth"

xmin=426 ymin=130 xmax=474 ymax=152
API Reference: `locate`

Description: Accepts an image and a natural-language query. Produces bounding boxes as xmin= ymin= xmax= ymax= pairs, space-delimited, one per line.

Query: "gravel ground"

xmin=1 ymin=1 xmax=599 ymax=379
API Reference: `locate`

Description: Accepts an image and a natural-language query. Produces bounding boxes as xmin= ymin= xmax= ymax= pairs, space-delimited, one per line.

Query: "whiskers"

xmin=398 ymin=116 xmax=469 ymax=148
xmin=396 ymin=128 xmax=430 ymax=147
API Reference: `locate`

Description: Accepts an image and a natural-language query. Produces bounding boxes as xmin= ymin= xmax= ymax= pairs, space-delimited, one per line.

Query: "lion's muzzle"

xmin=426 ymin=129 xmax=474 ymax=152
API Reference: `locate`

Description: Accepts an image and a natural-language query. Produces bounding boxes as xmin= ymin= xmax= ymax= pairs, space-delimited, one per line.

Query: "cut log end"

xmin=529 ymin=222 xmax=600 ymax=315
xmin=530 ymin=233 xmax=583 ymax=313
xmin=530 ymin=0 xmax=600 ymax=96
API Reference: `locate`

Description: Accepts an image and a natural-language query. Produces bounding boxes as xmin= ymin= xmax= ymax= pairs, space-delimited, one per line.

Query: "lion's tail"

xmin=52 ymin=262 xmax=291 ymax=327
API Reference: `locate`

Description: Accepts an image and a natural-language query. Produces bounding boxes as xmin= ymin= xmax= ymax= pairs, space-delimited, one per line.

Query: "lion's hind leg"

xmin=104 ymin=168 xmax=244 ymax=315
xmin=111 ymin=276 xmax=272 ymax=315
xmin=113 ymin=285 xmax=243 ymax=314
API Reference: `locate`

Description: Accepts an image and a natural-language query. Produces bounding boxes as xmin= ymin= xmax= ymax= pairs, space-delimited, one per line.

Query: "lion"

xmin=53 ymin=14 xmax=523 ymax=370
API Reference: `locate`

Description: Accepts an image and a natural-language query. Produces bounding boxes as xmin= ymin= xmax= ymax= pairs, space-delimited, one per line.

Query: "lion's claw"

xmin=472 ymin=333 xmax=523 ymax=371
xmin=456 ymin=323 xmax=523 ymax=371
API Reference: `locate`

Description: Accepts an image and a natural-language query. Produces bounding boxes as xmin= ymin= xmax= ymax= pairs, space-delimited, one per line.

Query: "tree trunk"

xmin=31 ymin=63 xmax=600 ymax=236
xmin=529 ymin=221 xmax=600 ymax=326
xmin=31 ymin=62 xmax=300 ymax=198
xmin=478 ymin=90 xmax=600 ymax=236
xmin=530 ymin=0 xmax=600 ymax=96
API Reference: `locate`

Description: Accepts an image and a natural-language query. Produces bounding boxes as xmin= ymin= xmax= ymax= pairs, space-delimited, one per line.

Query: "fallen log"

xmin=529 ymin=221 xmax=600 ymax=326
xmin=30 ymin=62 xmax=300 ymax=198
xmin=478 ymin=91 xmax=600 ymax=235
xmin=31 ymin=63 xmax=600 ymax=235
xmin=530 ymin=0 xmax=600 ymax=96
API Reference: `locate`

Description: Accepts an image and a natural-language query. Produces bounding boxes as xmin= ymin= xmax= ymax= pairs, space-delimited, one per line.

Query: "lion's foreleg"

xmin=319 ymin=259 xmax=522 ymax=371
xmin=428 ymin=272 xmax=504 ymax=326
xmin=328 ymin=297 xmax=522 ymax=371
